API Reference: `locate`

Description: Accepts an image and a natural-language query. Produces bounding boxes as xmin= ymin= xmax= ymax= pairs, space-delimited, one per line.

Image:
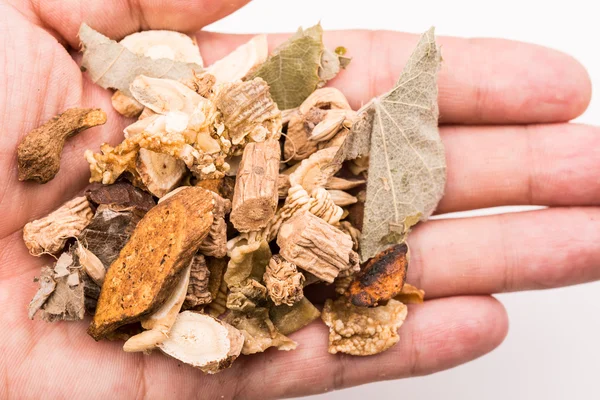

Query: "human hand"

xmin=0 ymin=0 xmax=596 ymax=398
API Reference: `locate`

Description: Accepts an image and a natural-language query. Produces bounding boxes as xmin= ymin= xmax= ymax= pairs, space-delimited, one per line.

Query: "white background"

xmin=207 ymin=1 xmax=600 ymax=399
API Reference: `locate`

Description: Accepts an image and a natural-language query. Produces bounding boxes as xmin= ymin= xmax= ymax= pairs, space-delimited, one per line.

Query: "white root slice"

xmin=75 ymin=242 xmax=105 ymax=285
xmin=207 ymin=35 xmax=268 ymax=84
xmin=120 ymin=30 xmax=204 ymax=66
xmin=158 ymin=311 xmax=244 ymax=374
xmin=123 ymin=262 xmax=192 ymax=353
xmin=136 ymin=148 xmax=186 ymax=198
xmin=130 ymin=75 xmax=204 ymax=115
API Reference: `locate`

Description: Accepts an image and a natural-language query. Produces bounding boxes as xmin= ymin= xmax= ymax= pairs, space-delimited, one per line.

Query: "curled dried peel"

xmin=23 ymin=196 xmax=93 ymax=256
xmin=322 ymin=297 xmax=408 ymax=356
xmin=158 ymin=311 xmax=244 ymax=374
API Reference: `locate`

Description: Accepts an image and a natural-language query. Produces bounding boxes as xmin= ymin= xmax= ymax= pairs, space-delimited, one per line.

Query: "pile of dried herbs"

xmin=18 ymin=23 xmax=445 ymax=372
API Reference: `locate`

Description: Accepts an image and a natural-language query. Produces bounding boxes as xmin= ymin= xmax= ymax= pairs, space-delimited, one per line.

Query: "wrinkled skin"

xmin=0 ymin=1 xmax=598 ymax=398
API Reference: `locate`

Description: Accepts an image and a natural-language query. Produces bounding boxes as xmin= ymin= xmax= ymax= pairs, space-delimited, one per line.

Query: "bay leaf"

xmin=248 ymin=24 xmax=324 ymax=109
xmin=354 ymin=28 xmax=446 ymax=261
xmin=78 ymin=24 xmax=203 ymax=97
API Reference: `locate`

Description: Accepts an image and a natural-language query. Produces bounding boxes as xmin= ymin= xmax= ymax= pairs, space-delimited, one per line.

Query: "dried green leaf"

xmin=337 ymin=28 xmax=445 ymax=261
xmin=248 ymin=24 xmax=324 ymax=109
xmin=79 ymin=24 xmax=203 ymax=97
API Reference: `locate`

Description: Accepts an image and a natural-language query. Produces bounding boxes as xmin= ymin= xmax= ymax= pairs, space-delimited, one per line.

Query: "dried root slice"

xmin=198 ymin=192 xmax=231 ymax=258
xmin=264 ymin=255 xmax=305 ymax=306
xmin=270 ymin=297 xmax=321 ymax=336
xmin=183 ymin=254 xmax=212 ymax=309
xmin=120 ymin=30 xmax=203 ymax=66
xmin=322 ymin=297 xmax=408 ymax=356
xmin=112 ymin=90 xmax=144 ymax=118
xmin=158 ymin=311 xmax=244 ymax=374
xmin=347 ymin=243 xmax=408 ymax=307
xmin=136 ymin=149 xmax=186 ymax=197
xmin=130 ymin=75 xmax=203 ymax=115
xmin=289 ymin=147 xmax=339 ymax=193
xmin=224 ymin=308 xmax=297 ymax=355
xmin=277 ymin=211 xmax=358 ymax=283
xmin=88 ymin=187 xmax=214 ymax=340
xmin=394 ymin=283 xmax=425 ymax=304
xmin=23 ymin=196 xmax=93 ymax=256
xmin=123 ymin=262 xmax=192 ymax=353
xmin=18 ymin=108 xmax=107 ymax=183
xmin=230 ymin=140 xmax=280 ymax=232
xmin=207 ymin=35 xmax=268 ymax=84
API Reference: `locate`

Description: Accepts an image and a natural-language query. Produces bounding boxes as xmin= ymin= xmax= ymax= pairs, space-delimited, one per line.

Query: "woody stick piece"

xmin=230 ymin=139 xmax=280 ymax=232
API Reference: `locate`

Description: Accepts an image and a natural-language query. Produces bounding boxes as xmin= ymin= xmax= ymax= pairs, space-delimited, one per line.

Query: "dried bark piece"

xmin=183 ymin=254 xmax=212 ymax=309
xmin=278 ymin=174 xmax=291 ymax=199
xmin=226 ymin=279 xmax=267 ymax=312
xmin=230 ymin=140 xmax=280 ymax=232
xmin=284 ymin=108 xmax=325 ymax=161
xmin=394 ymin=283 xmax=425 ymax=304
xmin=269 ymin=297 xmax=321 ymax=336
xmin=213 ymin=78 xmax=282 ymax=150
xmin=18 ymin=108 xmax=107 ymax=183
xmin=347 ymin=243 xmax=408 ymax=307
xmin=158 ymin=311 xmax=244 ymax=374
xmin=322 ymin=297 xmax=408 ymax=356
xmin=207 ymin=35 xmax=268 ymax=84
xmin=112 ymin=90 xmax=144 ymax=118
xmin=79 ymin=24 xmax=203 ymax=97
xmin=88 ymin=187 xmax=214 ymax=340
xmin=334 ymin=29 xmax=445 ymax=262
xmin=224 ymin=308 xmax=297 ymax=355
xmin=136 ymin=149 xmax=186 ymax=197
xmin=124 ymin=263 xmax=192 ymax=352
xmin=264 ymin=255 xmax=305 ymax=306
xmin=38 ymin=249 xmax=85 ymax=322
xmin=28 ymin=267 xmax=56 ymax=320
xmin=248 ymin=24 xmax=324 ymax=110
xmin=85 ymin=182 xmax=156 ymax=212
xmin=23 ymin=196 xmax=93 ymax=256
xmin=277 ymin=211 xmax=358 ymax=283
xmin=198 ymin=193 xmax=231 ymax=258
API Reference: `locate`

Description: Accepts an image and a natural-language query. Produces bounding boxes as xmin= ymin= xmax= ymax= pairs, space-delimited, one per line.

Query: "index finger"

xmin=196 ymin=30 xmax=591 ymax=124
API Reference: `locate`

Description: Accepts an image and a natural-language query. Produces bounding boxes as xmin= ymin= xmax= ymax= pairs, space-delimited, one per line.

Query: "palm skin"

xmin=1 ymin=0 xmax=598 ymax=398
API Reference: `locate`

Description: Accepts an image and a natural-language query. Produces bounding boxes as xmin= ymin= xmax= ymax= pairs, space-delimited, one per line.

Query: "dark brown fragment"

xmin=347 ymin=243 xmax=408 ymax=307
xmin=85 ymin=182 xmax=155 ymax=212
xmin=18 ymin=108 xmax=107 ymax=183
xmin=88 ymin=187 xmax=214 ymax=340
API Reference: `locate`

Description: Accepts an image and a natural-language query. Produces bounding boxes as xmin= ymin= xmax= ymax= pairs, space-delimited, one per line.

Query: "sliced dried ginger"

xmin=322 ymin=297 xmax=408 ymax=356
xmin=224 ymin=308 xmax=297 ymax=355
xmin=23 ymin=196 xmax=93 ymax=256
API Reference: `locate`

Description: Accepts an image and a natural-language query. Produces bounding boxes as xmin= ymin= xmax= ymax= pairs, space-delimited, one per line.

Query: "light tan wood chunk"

xmin=230 ymin=139 xmax=280 ymax=232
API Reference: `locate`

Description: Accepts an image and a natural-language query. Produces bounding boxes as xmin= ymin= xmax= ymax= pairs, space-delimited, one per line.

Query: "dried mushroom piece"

xmin=123 ymin=263 xmax=192 ymax=352
xmin=183 ymin=254 xmax=212 ymax=309
xmin=224 ymin=308 xmax=297 ymax=355
xmin=158 ymin=311 xmax=244 ymax=374
xmin=207 ymin=35 xmax=268 ymax=84
xmin=264 ymin=255 xmax=305 ymax=306
xmin=23 ymin=196 xmax=93 ymax=256
xmin=230 ymin=140 xmax=280 ymax=232
xmin=88 ymin=187 xmax=214 ymax=340
xmin=322 ymin=297 xmax=408 ymax=356
xmin=269 ymin=297 xmax=321 ymax=336
xmin=17 ymin=108 xmax=107 ymax=183
xmin=394 ymin=283 xmax=425 ymax=304
xmin=277 ymin=211 xmax=358 ymax=283
xmin=347 ymin=243 xmax=408 ymax=307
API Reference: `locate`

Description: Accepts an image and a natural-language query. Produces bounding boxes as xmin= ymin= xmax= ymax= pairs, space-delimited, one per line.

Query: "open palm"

xmin=1 ymin=0 xmax=598 ymax=398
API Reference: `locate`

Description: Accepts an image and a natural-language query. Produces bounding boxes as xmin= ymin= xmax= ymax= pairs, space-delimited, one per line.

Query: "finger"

xmin=196 ymin=30 xmax=591 ymax=124
xmin=22 ymin=0 xmax=251 ymax=46
xmin=408 ymin=207 xmax=600 ymax=298
xmin=436 ymin=123 xmax=600 ymax=214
